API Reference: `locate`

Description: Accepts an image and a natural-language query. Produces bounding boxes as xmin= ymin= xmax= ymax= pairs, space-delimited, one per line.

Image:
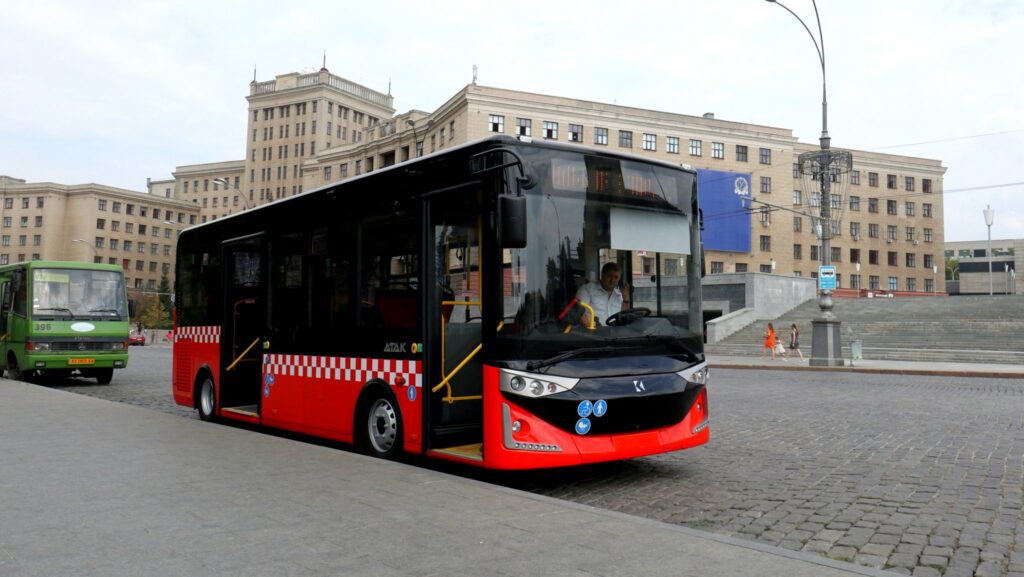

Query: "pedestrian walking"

xmin=788 ymin=323 xmax=804 ymax=360
xmin=763 ymin=322 xmax=777 ymax=360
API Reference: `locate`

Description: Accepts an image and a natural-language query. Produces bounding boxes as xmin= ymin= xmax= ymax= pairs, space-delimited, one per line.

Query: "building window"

xmin=868 ymin=198 xmax=878 ymax=213
xmin=569 ymin=124 xmax=583 ymax=142
xmin=869 ymin=250 xmax=879 ymax=265
xmin=112 ymin=202 xmax=121 ymax=213
xmin=542 ymin=121 xmax=558 ymax=140
xmin=759 ymin=235 xmax=771 ymax=251
xmin=760 ymin=264 xmax=773 ymax=274
xmin=905 ymin=201 xmax=915 ymax=216
xmin=868 ymin=172 xmax=878 ymax=187
xmin=323 ymin=166 xmax=332 ymax=181
xmin=923 ymin=179 xmax=932 ymax=193
xmin=850 ymin=274 xmax=861 ymax=289
xmin=925 ymin=278 xmax=934 ymax=293
xmin=20 ymin=198 xmax=29 ymax=209
xmin=735 ymin=263 xmax=748 ymax=273
xmin=849 ymin=195 xmax=860 ymax=211
xmin=643 ymin=133 xmax=657 ymax=151
xmin=792 ymin=190 xmax=802 ymax=205
xmin=850 ymin=222 xmax=860 ymax=239
xmin=793 ymin=244 xmax=802 ymax=260
xmin=666 ymin=136 xmax=679 ymax=154
xmin=887 ymin=225 xmax=897 ymax=242
xmin=618 ymin=130 xmax=633 ymax=148
xmin=887 ymin=251 xmax=898 ymax=266
xmin=923 ymin=203 xmax=932 ymax=218
xmin=906 ymin=227 xmax=916 ymax=242
xmin=759 ymin=176 xmax=771 ymax=193
xmin=832 ymin=247 xmax=841 ymax=263
xmin=712 ymin=142 xmax=724 ymax=159
xmin=516 ymin=118 xmax=531 ymax=137
xmin=887 ymin=200 xmax=898 ymax=215
xmin=810 ymin=245 xmax=819 ymax=261
xmin=594 ymin=127 xmax=608 ymax=145
xmin=923 ymin=254 xmax=934 ymax=269
xmin=760 ymin=207 xmax=771 ymax=226
xmin=793 ymin=216 xmax=802 ymax=232
xmin=887 ymin=174 xmax=897 ymax=189
xmin=924 ymin=228 xmax=933 ymax=242
xmin=711 ymin=261 xmax=724 ymax=274
xmin=889 ymin=277 xmax=898 ymax=291
xmin=850 ymin=171 xmax=860 ymax=185
xmin=736 ymin=145 xmax=748 ymax=162
xmin=34 ymin=216 xmax=42 ymax=227
xmin=850 ymin=248 xmax=861 ymax=264
xmin=868 ymin=275 xmax=880 ymax=290
xmin=96 ymin=219 xmax=106 ymax=230
xmin=905 ymin=176 xmax=915 ymax=191
xmin=759 ymin=147 xmax=771 ymax=164
xmin=689 ymin=139 xmax=702 ymax=156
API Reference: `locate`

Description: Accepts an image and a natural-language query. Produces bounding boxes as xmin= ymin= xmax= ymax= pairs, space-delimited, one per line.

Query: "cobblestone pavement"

xmin=46 ymin=348 xmax=1024 ymax=577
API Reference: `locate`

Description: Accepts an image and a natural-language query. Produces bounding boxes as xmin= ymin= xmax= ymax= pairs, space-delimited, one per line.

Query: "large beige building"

xmin=163 ymin=67 xmax=947 ymax=295
xmin=0 ymin=175 xmax=199 ymax=295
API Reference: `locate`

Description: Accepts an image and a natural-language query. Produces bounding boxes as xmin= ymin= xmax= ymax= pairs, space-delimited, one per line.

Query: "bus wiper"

xmin=36 ymin=307 xmax=75 ymax=319
xmin=527 ymin=346 xmax=632 ymax=372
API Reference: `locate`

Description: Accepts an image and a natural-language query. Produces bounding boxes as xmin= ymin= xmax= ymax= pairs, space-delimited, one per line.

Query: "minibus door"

xmin=220 ymin=233 xmax=266 ymax=417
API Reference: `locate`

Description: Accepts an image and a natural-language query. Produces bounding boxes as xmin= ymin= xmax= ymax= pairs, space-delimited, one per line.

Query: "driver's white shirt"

xmin=575 ymin=282 xmax=623 ymax=325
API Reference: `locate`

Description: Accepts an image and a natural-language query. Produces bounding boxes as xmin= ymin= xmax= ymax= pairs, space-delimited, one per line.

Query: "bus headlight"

xmin=499 ymin=369 xmax=579 ymax=398
xmin=27 ymin=342 xmax=50 ymax=352
xmin=676 ymin=362 xmax=710 ymax=386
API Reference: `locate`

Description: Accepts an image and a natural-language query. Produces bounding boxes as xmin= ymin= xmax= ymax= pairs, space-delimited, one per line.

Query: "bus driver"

xmin=576 ymin=262 xmax=631 ymax=326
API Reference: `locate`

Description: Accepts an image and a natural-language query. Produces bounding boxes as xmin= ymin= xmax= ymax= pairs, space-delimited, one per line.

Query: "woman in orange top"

xmin=763 ymin=322 xmax=777 ymax=360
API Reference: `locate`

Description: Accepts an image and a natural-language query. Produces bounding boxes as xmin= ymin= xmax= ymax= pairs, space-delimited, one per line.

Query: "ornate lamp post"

xmin=983 ymin=205 xmax=994 ymax=296
xmin=766 ymin=0 xmax=851 ymax=366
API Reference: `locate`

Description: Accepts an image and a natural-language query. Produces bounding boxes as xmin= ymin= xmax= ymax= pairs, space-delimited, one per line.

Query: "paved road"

xmin=47 ymin=347 xmax=1024 ymax=577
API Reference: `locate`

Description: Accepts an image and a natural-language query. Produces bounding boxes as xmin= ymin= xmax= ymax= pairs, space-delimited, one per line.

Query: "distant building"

xmin=945 ymin=239 xmax=1020 ymax=295
xmin=157 ymin=67 xmax=948 ymax=295
xmin=0 ymin=175 xmax=199 ymax=295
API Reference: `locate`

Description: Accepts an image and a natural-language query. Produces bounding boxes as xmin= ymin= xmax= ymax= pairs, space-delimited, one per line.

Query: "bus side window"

xmin=12 ymin=272 xmax=26 ymax=317
xmin=0 ymin=281 xmax=8 ymax=333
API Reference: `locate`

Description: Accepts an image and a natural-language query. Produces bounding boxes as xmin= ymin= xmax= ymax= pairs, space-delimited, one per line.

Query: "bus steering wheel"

xmin=604 ymin=307 xmax=651 ymax=326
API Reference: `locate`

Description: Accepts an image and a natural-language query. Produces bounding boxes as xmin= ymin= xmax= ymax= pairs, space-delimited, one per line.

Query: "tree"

xmin=945 ymin=259 xmax=959 ymax=281
xmin=158 ymin=275 xmax=172 ymax=321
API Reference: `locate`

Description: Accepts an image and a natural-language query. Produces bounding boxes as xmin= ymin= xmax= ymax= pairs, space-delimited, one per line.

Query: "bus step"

xmin=222 ymin=405 xmax=259 ymax=417
xmin=430 ymin=443 xmax=482 ymax=462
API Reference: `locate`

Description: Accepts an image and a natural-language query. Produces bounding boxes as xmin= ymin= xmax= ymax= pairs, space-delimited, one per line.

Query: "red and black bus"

xmin=172 ymin=135 xmax=709 ymax=469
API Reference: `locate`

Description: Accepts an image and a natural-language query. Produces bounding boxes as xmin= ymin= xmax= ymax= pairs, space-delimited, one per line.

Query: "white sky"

xmin=2 ymin=0 xmax=1022 ymax=242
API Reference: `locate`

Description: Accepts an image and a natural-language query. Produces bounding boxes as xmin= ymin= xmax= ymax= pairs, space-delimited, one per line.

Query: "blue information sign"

xmin=818 ymin=265 xmax=837 ymax=290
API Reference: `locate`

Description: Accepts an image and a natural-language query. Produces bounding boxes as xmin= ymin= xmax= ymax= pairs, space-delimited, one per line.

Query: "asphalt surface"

xmin=40 ymin=346 xmax=1024 ymax=577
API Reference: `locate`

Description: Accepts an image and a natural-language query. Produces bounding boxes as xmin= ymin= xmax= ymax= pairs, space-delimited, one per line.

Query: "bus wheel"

xmin=7 ymin=356 xmax=30 ymax=383
xmin=95 ymin=368 xmax=114 ymax=385
xmin=361 ymin=390 xmax=402 ymax=459
xmin=198 ymin=376 xmax=217 ymax=422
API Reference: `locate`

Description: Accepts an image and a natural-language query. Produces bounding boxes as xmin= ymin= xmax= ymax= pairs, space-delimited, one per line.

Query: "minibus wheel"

xmin=360 ymin=387 xmax=402 ymax=459
xmin=198 ymin=376 xmax=217 ymax=421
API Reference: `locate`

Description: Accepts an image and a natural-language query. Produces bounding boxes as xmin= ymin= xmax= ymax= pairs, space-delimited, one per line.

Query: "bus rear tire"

xmin=95 ymin=368 xmax=114 ymax=385
xmin=359 ymin=387 xmax=402 ymax=459
xmin=198 ymin=376 xmax=216 ymax=422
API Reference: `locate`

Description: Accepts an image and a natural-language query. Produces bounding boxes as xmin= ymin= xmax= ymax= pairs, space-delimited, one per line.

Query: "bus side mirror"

xmin=128 ymin=299 xmax=137 ymax=319
xmin=499 ymin=195 xmax=527 ymax=249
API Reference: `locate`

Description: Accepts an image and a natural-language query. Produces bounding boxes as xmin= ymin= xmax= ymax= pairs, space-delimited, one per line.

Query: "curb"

xmin=710 ymin=362 xmax=1024 ymax=380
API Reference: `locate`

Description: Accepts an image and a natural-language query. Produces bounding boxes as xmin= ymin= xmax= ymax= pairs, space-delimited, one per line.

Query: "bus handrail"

xmin=226 ymin=337 xmax=260 ymax=372
xmin=431 ymin=342 xmax=482 ymax=403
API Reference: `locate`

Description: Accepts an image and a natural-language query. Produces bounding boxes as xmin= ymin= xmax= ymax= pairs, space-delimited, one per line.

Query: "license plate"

xmin=68 ymin=358 xmax=96 ymax=366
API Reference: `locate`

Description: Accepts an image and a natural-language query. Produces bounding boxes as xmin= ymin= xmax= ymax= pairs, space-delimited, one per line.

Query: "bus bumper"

xmin=24 ymin=353 xmax=129 ymax=371
xmin=482 ymin=366 xmax=709 ymax=470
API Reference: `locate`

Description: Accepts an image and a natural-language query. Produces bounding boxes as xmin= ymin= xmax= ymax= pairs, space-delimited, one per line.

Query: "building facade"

xmin=157 ymin=68 xmax=947 ymax=295
xmin=0 ymin=175 xmax=200 ymax=295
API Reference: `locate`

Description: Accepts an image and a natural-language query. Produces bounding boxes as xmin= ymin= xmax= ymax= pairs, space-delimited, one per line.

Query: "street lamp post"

xmin=72 ymin=238 xmax=97 ymax=262
xmin=983 ymin=205 xmax=994 ymax=296
xmin=767 ymin=0 xmax=848 ymax=366
xmin=933 ymin=264 xmax=938 ymax=296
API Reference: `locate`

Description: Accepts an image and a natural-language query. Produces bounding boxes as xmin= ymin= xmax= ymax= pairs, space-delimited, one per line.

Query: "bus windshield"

xmin=497 ymin=149 xmax=701 ymax=366
xmin=32 ymin=268 xmax=127 ymax=320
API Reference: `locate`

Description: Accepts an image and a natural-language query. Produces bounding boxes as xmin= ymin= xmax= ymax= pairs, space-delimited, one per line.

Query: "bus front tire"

xmin=198 ymin=376 xmax=216 ymax=422
xmin=359 ymin=387 xmax=402 ymax=459
xmin=7 ymin=356 xmax=31 ymax=383
xmin=95 ymin=368 xmax=114 ymax=385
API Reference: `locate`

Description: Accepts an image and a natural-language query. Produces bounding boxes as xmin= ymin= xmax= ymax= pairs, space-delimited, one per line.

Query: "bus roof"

xmin=0 ymin=260 xmax=125 ymax=274
xmin=177 ymin=134 xmax=698 ymax=235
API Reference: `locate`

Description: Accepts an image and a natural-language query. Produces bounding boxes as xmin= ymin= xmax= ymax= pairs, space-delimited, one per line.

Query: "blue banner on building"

xmin=697 ymin=169 xmax=752 ymax=253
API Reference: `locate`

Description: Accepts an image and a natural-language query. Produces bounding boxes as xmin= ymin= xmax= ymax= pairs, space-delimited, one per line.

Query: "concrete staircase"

xmin=706 ymin=295 xmax=1024 ymax=364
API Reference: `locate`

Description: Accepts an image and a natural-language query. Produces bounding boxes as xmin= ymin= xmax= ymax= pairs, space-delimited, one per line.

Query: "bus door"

xmin=426 ymin=190 xmax=485 ymax=459
xmin=220 ymin=233 xmax=266 ymax=417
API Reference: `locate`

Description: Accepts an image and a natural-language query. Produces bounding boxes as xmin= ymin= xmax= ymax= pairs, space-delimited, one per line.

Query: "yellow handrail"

xmin=226 ymin=337 xmax=260 ymax=372
xmin=578 ymin=301 xmax=596 ymax=330
xmin=431 ymin=342 xmax=482 ymax=397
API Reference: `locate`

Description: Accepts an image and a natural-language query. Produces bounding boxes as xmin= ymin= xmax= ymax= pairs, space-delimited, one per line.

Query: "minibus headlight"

xmin=28 ymin=342 xmax=51 ymax=352
xmin=499 ymin=369 xmax=579 ymax=398
xmin=529 ymin=380 xmax=544 ymax=396
xmin=510 ymin=376 xmax=526 ymax=391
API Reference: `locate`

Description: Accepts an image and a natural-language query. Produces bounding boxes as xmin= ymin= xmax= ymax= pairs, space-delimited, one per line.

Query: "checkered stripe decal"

xmin=263 ymin=355 xmax=423 ymax=388
xmin=175 ymin=326 xmax=220 ymax=344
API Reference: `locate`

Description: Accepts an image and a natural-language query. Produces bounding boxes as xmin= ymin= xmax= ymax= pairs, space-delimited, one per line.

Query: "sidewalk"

xmin=707 ymin=354 xmax=1024 ymax=378
xmin=0 ymin=381 xmax=900 ymax=577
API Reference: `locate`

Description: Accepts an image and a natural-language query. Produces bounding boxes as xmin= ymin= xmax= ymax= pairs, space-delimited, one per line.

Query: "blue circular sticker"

xmin=593 ymin=399 xmax=608 ymax=418
xmin=577 ymin=400 xmax=593 ymax=418
xmin=263 ymin=383 xmax=270 ymax=398
xmin=407 ymin=386 xmax=417 ymax=402
xmin=575 ymin=418 xmax=592 ymax=435
xmin=264 ymin=373 xmax=275 ymax=386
